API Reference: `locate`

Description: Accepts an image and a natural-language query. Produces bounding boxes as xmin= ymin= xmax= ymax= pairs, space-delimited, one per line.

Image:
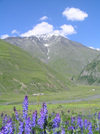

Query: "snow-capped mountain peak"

xmin=34 ymin=33 xmax=62 ymax=40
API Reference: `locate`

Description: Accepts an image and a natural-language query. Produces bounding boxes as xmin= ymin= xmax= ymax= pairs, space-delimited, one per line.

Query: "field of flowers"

xmin=0 ymin=96 xmax=100 ymax=134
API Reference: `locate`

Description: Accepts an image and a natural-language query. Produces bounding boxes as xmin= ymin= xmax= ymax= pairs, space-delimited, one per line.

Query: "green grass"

xmin=0 ymin=85 xmax=99 ymax=104
xmin=1 ymin=101 xmax=100 ymax=116
xmin=0 ymin=39 xmax=70 ymax=95
xmin=78 ymin=55 xmax=100 ymax=85
xmin=0 ymin=85 xmax=100 ymax=115
xmin=0 ymin=85 xmax=100 ymax=105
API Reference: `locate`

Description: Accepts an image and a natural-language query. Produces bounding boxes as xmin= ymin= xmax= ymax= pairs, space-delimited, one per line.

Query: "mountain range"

xmin=5 ymin=34 xmax=100 ymax=82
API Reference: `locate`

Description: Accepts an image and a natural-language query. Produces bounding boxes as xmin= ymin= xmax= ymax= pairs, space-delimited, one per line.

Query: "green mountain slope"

xmin=5 ymin=35 xmax=100 ymax=80
xmin=47 ymin=37 xmax=100 ymax=79
xmin=78 ymin=55 xmax=100 ymax=85
xmin=0 ymin=40 xmax=70 ymax=95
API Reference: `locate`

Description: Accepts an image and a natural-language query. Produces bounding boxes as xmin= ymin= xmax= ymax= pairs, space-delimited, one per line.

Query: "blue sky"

xmin=0 ymin=0 xmax=100 ymax=49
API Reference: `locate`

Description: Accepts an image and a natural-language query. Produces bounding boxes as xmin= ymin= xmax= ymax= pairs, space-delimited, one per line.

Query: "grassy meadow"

xmin=0 ymin=85 xmax=100 ymax=114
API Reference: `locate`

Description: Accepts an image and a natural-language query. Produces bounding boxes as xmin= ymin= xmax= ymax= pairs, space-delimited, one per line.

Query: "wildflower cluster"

xmin=0 ymin=96 xmax=100 ymax=133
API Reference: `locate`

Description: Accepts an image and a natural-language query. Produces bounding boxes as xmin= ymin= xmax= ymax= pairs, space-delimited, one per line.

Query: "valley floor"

xmin=0 ymin=85 xmax=100 ymax=114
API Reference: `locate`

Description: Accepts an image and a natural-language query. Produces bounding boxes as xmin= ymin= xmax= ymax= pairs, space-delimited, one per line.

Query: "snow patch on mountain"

xmin=35 ymin=33 xmax=60 ymax=40
xmin=47 ymin=48 xmax=50 ymax=59
xmin=43 ymin=44 xmax=50 ymax=60
xmin=44 ymin=44 xmax=50 ymax=47
xmin=89 ymin=47 xmax=100 ymax=51
xmin=48 ymin=56 xmax=50 ymax=59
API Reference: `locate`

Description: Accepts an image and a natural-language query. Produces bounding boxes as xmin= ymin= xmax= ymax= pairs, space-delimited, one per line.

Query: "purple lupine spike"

xmin=98 ymin=112 xmax=100 ymax=120
xmin=84 ymin=119 xmax=88 ymax=130
xmin=77 ymin=116 xmax=83 ymax=128
xmin=71 ymin=117 xmax=75 ymax=125
xmin=37 ymin=108 xmax=45 ymax=129
xmin=37 ymin=118 xmax=44 ymax=129
xmin=61 ymin=127 xmax=65 ymax=134
xmin=1 ymin=113 xmax=4 ymax=119
xmin=94 ymin=112 xmax=97 ymax=117
xmin=37 ymin=103 xmax=48 ymax=129
xmin=8 ymin=119 xmax=13 ymax=133
xmin=0 ymin=127 xmax=5 ymax=134
xmin=32 ymin=110 xmax=37 ymax=127
xmin=2 ymin=114 xmax=8 ymax=126
xmin=25 ymin=117 xmax=32 ymax=134
xmin=88 ymin=122 xmax=93 ymax=134
xmin=42 ymin=103 xmax=48 ymax=115
xmin=23 ymin=96 xmax=28 ymax=120
xmin=18 ymin=121 xmax=24 ymax=134
xmin=77 ymin=116 xmax=83 ymax=134
xmin=8 ymin=118 xmax=13 ymax=133
xmin=68 ymin=125 xmax=74 ymax=132
xmin=3 ymin=118 xmax=13 ymax=134
xmin=53 ymin=113 xmax=61 ymax=128
xmin=14 ymin=107 xmax=19 ymax=121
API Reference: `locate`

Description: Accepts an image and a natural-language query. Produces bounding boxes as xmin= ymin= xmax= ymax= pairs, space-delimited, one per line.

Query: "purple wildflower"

xmin=94 ymin=112 xmax=97 ymax=117
xmin=14 ymin=107 xmax=19 ymax=121
xmin=3 ymin=118 xmax=13 ymax=134
xmin=32 ymin=110 xmax=37 ymax=127
xmin=53 ymin=113 xmax=61 ymax=128
xmin=25 ymin=117 xmax=32 ymax=134
xmin=77 ymin=116 xmax=83 ymax=128
xmin=98 ymin=112 xmax=100 ymax=120
xmin=2 ymin=114 xmax=8 ymax=126
xmin=37 ymin=103 xmax=48 ymax=129
xmin=0 ymin=113 xmax=3 ymax=119
xmin=42 ymin=103 xmax=48 ymax=115
xmin=23 ymin=96 xmax=28 ymax=120
xmin=71 ymin=117 xmax=75 ymax=125
xmin=61 ymin=127 xmax=65 ymax=134
xmin=37 ymin=108 xmax=45 ymax=129
xmin=68 ymin=125 xmax=74 ymax=130
xmin=18 ymin=121 xmax=24 ymax=134
xmin=88 ymin=122 xmax=93 ymax=134
xmin=68 ymin=125 xmax=75 ymax=134
xmin=84 ymin=119 xmax=88 ymax=130
xmin=77 ymin=116 xmax=83 ymax=134
xmin=0 ymin=127 xmax=5 ymax=134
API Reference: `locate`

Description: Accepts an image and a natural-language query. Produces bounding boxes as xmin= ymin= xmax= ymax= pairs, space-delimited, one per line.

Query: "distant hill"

xmin=0 ymin=40 xmax=70 ymax=95
xmin=5 ymin=34 xmax=100 ymax=80
xmin=78 ymin=55 xmax=100 ymax=85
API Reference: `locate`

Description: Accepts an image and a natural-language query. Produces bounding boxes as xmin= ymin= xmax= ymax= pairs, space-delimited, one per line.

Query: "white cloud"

xmin=40 ymin=16 xmax=48 ymax=21
xmin=21 ymin=22 xmax=76 ymax=37
xmin=62 ymin=7 xmax=88 ymax=21
xmin=0 ymin=34 xmax=9 ymax=39
xmin=60 ymin=24 xmax=76 ymax=35
xmin=11 ymin=29 xmax=19 ymax=34
xmin=52 ymin=25 xmax=76 ymax=36
xmin=21 ymin=22 xmax=53 ymax=37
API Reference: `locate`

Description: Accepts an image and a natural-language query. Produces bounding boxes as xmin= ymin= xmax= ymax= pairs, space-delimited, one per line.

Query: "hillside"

xmin=5 ymin=35 xmax=100 ymax=80
xmin=78 ymin=55 xmax=100 ymax=85
xmin=0 ymin=40 xmax=70 ymax=95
